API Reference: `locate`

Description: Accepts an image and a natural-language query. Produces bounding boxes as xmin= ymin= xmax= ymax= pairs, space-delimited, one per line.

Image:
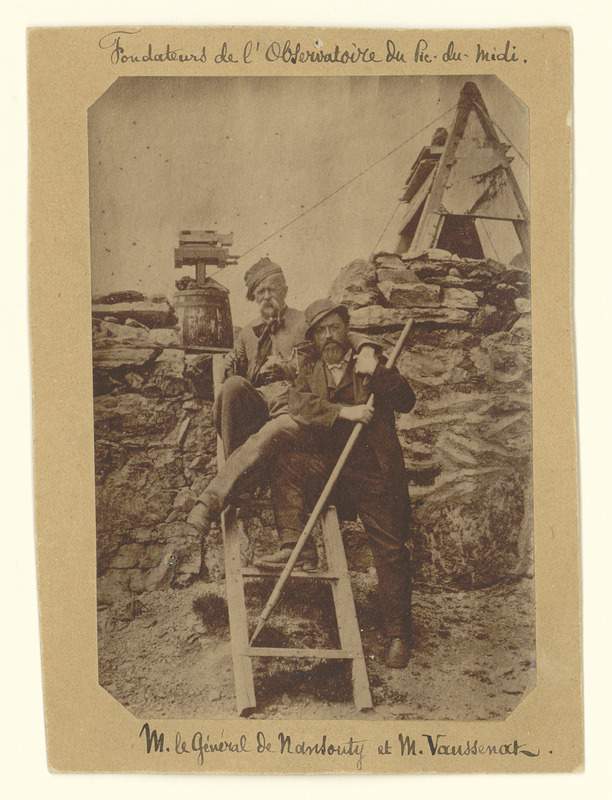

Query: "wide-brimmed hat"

xmin=244 ymin=257 xmax=285 ymax=301
xmin=304 ymin=298 xmax=349 ymax=339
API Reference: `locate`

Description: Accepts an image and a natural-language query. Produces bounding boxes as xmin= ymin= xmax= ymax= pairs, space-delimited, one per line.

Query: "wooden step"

xmin=245 ymin=647 xmax=361 ymax=660
xmin=242 ymin=566 xmax=339 ymax=580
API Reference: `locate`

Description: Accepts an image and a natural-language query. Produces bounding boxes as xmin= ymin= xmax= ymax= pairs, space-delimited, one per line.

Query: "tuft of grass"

xmin=192 ymin=591 xmax=229 ymax=633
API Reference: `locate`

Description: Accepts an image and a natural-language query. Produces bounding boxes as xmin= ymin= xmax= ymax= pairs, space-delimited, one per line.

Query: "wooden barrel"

xmin=174 ymin=280 xmax=233 ymax=350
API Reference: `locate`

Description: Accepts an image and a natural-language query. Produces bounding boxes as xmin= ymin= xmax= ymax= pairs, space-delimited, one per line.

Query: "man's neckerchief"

xmin=251 ymin=308 xmax=285 ymax=387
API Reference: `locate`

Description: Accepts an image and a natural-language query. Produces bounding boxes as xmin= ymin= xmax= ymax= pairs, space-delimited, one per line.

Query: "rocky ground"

xmin=98 ymin=571 xmax=535 ymax=720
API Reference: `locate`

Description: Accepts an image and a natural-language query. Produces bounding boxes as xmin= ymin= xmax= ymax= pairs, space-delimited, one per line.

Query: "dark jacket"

xmin=288 ymin=349 xmax=415 ymax=504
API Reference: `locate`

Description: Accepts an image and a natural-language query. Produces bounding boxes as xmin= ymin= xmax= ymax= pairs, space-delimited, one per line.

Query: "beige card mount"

xmin=28 ymin=26 xmax=580 ymax=773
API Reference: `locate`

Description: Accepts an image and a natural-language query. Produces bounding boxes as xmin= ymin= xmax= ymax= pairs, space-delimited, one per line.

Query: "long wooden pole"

xmin=249 ymin=318 xmax=414 ymax=645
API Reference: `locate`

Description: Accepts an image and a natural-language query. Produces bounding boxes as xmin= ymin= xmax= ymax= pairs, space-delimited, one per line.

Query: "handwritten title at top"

xmin=98 ymin=31 xmax=525 ymax=67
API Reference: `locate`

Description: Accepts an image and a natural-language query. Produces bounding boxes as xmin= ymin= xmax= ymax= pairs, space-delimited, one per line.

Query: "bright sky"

xmin=89 ymin=75 xmax=528 ymax=325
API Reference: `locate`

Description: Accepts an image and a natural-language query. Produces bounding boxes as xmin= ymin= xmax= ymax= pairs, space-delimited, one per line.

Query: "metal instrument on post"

xmin=173 ymin=230 xmax=238 ymax=352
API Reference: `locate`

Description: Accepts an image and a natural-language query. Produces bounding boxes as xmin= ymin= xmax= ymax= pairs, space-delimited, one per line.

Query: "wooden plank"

xmin=222 ymin=508 xmax=257 ymax=716
xmin=242 ymin=567 xmax=339 ymax=580
xmin=245 ymin=647 xmax=359 ymax=659
xmin=212 ymin=354 xmax=226 ymax=468
xmin=322 ymin=507 xmax=373 ymax=711
xmin=408 ymin=84 xmax=473 ymax=256
xmin=397 ymin=168 xmax=436 ymax=236
xmin=184 ymin=345 xmax=232 ymax=354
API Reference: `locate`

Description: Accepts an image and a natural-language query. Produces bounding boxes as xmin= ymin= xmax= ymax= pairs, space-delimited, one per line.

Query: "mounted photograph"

xmin=89 ymin=74 xmax=534 ymax=721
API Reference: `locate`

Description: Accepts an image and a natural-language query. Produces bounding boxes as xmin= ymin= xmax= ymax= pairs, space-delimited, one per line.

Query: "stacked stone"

xmin=92 ymin=313 xmax=217 ymax=606
xmin=93 ymin=250 xmax=533 ymax=606
xmin=331 ymin=251 xmax=532 ymax=590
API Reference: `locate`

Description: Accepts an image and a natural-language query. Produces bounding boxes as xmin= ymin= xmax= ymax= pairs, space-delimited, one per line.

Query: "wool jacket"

xmin=288 ymin=349 xmax=416 ymax=505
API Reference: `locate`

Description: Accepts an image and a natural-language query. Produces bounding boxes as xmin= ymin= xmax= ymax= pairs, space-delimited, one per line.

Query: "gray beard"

xmin=260 ymin=301 xmax=284 ymax=322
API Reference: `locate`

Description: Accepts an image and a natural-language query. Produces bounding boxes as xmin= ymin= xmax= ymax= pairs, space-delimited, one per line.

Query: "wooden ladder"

xmin=222 ymin=503 xmax=373 ymax=716
xmin=211 ymin=355 xmax=372 ymax=717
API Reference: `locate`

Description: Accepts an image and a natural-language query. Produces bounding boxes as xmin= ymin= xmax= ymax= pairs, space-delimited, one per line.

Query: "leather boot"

xmin=385 ymin=636 xmax=410 ymax=669
xmin=254 ymin=544 xmax=318 ymax=572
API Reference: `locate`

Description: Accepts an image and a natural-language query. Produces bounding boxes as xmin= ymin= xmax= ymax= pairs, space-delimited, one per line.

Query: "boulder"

xmin=376 ymin=268 xmax=419 ymax=284
xmin=397 ymin=346 xmax=472 ymax=387
xmin=148 ymin=328 xmax=181 ymax=348
xmin=339 ymin=291 xmax=382 ymax=310
xmin=124 ymin=372 xmax=145 ymax=391
xmin=484 ymin=284 xmax=519 ymax=310
xmin=482 ymin=331 xmax=531 ymax=384
xmin=93 ymin=290 xmax=146 ymax=305
xmin=173 ymin=487 xmax=198 ymax=514
xmin=92 ymin=343 xmax=161 ymax=372
xmin=378 ymin=281 xmax=441 ymax=308
xmin=349 ymin=304 xmax=470 ymax=331
xmin=515 ymin=297 xmax=531 ymax=314
xmin=442 ymin=288 xmax=479 ymax=310
xmin=109 ymin=543 xmax=146 ymax=569
xmin=471 ymin=305 xmax=515 ymax=334
xmin=349 ymin=305 xmax=412 ymax=331
xmin=144 ymin=350 xmax=187 ymax=397
xmin=125 ymin=318 xmax=149 ymax=329
xmin=329 ymin=259 xmax=380 ymax=307
xmin=412 ymin=263 xmax=448 ymax=280
xmin=96 ymin=321 xmax=150 ymax=341
xmin=423 ymin=275 xmax=465 ymax=287
xmin=94 ymin=394 xmax=181 ymax=439
xmin=373 ymin=253 xmax=405 ymax=269
xmin=92 ymin=299 xmax=177 ymax=329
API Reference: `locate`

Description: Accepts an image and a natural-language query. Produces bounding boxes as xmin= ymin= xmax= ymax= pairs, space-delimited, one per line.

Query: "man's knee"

xmin=218 ymin=375 xmax=252 ymax=402
xmin=251 ymin=415 xmax=299 ymax=447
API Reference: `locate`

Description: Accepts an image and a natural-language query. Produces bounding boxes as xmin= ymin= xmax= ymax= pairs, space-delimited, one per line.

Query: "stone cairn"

xmin=93 ymin=250 xmax=532 ymax=607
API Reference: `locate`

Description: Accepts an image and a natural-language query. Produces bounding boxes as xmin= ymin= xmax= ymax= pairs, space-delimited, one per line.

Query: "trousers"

xmin=201 ymin=375 xmax=300 ymax=508
xmin=272 ymin=447 xmax=412 ymax=638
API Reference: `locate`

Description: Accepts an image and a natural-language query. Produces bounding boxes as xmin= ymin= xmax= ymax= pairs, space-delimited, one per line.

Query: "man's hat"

xmin=244 ymin=257 xmax=285 ymax=301
xmin=304 ymin=298 xmax=349 ymax=339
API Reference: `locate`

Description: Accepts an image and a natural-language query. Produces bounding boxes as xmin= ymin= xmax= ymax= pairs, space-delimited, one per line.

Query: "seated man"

xmin=263 ymin=298 xmax=416 ymax=668
xmin=187 ymin=258 xmax=378 ymax=540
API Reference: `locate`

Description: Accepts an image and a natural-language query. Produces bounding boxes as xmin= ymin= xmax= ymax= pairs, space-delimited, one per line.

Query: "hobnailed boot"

xmin=254 ymin=544 xmax=318 ymax=572
xmin=385 ymin=636 xmax=411 ymax=669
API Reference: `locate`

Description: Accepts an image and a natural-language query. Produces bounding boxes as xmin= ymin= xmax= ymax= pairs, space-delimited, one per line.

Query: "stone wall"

xmin=93 ymin=315 xmax=217 ymax=606
xmin=93 ymin=252 xmax=532 ymax=605
xmin=331 ymin=251 xmax=532 ymax=589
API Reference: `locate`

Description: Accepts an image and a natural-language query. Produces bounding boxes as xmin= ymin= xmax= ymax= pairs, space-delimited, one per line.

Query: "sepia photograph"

xmin=89 ymin=74 xmax=534 ymax=721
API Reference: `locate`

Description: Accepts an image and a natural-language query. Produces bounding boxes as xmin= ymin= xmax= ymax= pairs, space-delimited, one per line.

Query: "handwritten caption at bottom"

xmin=139 ymin=723 xmax=540 ymax=769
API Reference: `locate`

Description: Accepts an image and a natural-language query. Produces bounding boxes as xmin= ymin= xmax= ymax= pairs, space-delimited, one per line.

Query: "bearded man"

xmin=187 ymin=259 xmax=378 ymax=543
xmin=261 ymin=298 xmax=416 ymax=668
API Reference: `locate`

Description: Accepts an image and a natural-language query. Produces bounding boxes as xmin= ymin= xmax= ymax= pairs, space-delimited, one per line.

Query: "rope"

xmin=472 ymin=98 xmax=529 ymax=167
xmin=492 ymin=120 xmax=529 ymax=167
xmin=370 ymin=199 xmax=404 ymax=259
xmin=480 ymin=218 xmax=502 ymax=262
xmin=208 ymin=104 xmax=456 ymax=279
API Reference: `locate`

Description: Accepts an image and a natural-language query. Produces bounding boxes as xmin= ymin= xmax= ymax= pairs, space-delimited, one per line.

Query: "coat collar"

xmin=307 ymin=351 xmax=368 ymax=403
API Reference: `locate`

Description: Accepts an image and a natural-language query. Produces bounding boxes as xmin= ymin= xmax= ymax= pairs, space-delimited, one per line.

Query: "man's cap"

xmin=244 ymin=257 xmax=285 ymax=301
xmin=304 ymin=298 xmax=350 ymax=339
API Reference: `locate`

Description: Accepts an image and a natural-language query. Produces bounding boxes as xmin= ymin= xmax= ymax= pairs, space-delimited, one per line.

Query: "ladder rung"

xmin=235 ymin=499 xmax=271 ymax=510
xmin=242 ymin=567 xmax=339 ymax=580
xmin=245 ymin=647 xmax=360 ymax=659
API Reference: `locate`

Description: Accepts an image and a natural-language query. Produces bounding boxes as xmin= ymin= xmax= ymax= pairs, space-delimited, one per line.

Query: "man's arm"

xmin=367 ymin=362 xmax=416 ymax=413
xmin=288 ymin=368 xmax=342 ymax=429
xmin=224 ymin=329 xmax=248 ymax=379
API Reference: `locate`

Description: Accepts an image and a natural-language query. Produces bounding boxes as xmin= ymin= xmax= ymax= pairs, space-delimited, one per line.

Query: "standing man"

xmin=262 ymin=298 xmax=416 ymax=668
xmin=187 ymin=259 xmax=378 ymax=541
